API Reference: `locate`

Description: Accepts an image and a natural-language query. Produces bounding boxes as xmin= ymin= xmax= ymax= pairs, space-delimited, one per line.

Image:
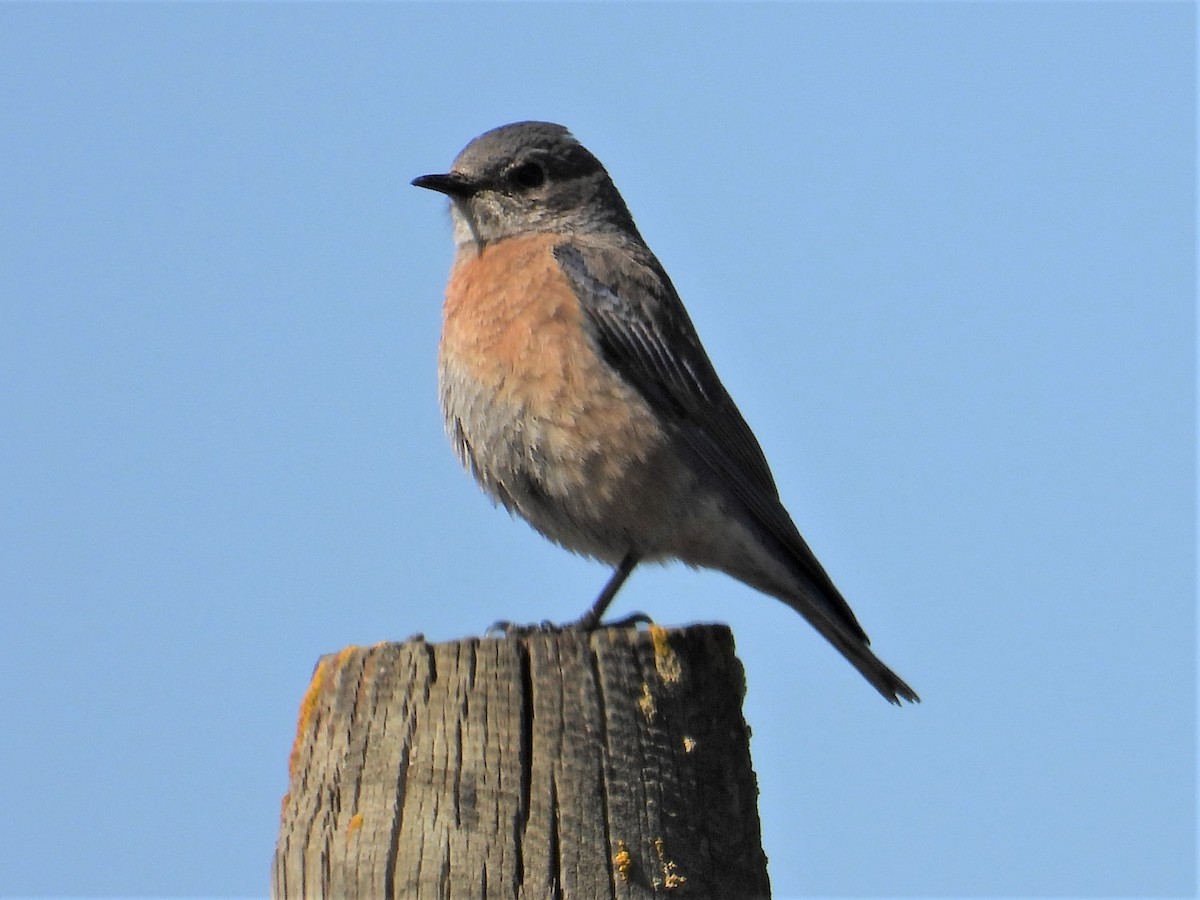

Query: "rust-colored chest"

xmin=439 ymin=233 xmax=598 ymax=416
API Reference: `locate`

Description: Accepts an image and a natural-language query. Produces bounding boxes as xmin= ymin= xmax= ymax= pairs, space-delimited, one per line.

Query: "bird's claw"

xmin=487 ymin=611 xmax=654 ymax=637
xmin=603 ymin=611 xmax=654 ymax=630
xmin=485 ymin=619 xmax=560 ymax=637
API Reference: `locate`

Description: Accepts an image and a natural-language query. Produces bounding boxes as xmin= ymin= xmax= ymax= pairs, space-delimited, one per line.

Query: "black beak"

xmin=411 ymin=172 xmax=478 ymax=198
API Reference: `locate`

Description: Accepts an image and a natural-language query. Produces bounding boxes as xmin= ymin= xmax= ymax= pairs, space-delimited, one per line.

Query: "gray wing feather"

xmin=553 ymin=241 xmax=869 ymax=643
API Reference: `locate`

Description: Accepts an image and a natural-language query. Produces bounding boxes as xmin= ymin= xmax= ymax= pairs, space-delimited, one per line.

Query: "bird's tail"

xmin=719 ymin=548 xmax=920 ymax=702
xmin=768 ymin=524 xmax=920 ymax=704
xmin=803 ymin=609 xmax=920 ymax=705
xmin=699 ymin=477 xmax=919 ymax=702
xmin=746 ymin=534 xmax=920 ymax=703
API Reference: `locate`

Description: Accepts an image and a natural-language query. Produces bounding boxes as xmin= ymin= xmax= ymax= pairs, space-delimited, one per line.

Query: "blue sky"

xmin=1 ymin=3 xmax=1194 ymax=897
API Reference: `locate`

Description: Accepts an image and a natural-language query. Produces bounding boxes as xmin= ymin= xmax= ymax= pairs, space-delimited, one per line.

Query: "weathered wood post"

xmin=273 ymin=623 xmax=770 ymax=898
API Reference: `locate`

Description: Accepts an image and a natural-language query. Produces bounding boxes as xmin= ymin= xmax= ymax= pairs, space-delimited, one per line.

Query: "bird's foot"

xmin=485 ymin=619 xmax=560 ymax=637
xmin=563 ymin=609 xmax=655 ymax=632
xmin=486 ymin=611 xmax=653 ymax=637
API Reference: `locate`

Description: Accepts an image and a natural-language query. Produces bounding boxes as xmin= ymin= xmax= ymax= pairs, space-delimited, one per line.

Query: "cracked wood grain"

xmin=273 ymin=624 xmax=769 ymax=899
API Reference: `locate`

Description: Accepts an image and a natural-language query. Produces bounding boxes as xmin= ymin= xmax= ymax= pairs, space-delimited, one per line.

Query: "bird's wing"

xmin=554 ymin=241 xmax=777 ymax=496
xmin=553 ymin=240 xmax=869 ymax=643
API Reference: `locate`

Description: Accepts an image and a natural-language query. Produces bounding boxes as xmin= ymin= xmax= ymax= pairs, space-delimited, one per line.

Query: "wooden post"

xmin=273 ymin=624 xmax=770 ymax=899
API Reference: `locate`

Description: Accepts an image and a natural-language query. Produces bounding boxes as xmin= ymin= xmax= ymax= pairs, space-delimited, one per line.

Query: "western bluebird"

xmin=413 ymin=121 xmax=918 ymax=704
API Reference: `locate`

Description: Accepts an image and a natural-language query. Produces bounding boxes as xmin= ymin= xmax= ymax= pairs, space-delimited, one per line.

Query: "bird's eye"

xmin=508 ymin=161 xmax=547 ymax=191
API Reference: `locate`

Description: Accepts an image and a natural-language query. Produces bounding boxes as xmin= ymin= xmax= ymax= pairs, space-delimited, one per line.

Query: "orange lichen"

xmin=287 ymin=646 xmax=360 ymax=780
xmin=638 ymin=682 xmax=657 ymax=722
xmin=654 ymin=837 xmax=687 ymax=890
xmin=333 ymin=645 xmax=360 ymax=668
xmin=346 ymin=812 xmax=364 ymax=843
xmin=649 ymin=624 xmax=682 ymax=684
xmin=613 ymin=840 xmax=632 ymax=882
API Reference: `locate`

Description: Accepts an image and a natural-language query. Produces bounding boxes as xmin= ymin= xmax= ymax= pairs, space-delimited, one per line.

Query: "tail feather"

xmin=755 ymin=523 xmax=919 ymax=703
xmin=812 ymin=613 xmax=920 ymax=705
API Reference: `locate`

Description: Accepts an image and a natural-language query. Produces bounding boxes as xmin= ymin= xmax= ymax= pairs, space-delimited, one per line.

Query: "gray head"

xmin=412 ymin=121 xmax=641 ymax=248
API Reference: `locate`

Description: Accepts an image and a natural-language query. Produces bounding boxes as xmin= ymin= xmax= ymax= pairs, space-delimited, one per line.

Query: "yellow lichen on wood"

xmin=287 ymin=645 xmax=360 ymax=780
xmin=648 ymin=623 xmax=682 ymax=684
xmin=682 ymin=735 xmax=696 ymax=753
xmin=637 ymin=682 xmax=657 ymax=722
xmin=613 ymin=840 xmax=632 ymax=882
xmin=333 ymin=645 xmax=360 ymax=668
xmin=346 ymin=812 xmax=363 ymax=843
xmin=653 ymin=837 xmax=687 ymax=890
xmin=288 ymin=657 xmax=331 ymax=781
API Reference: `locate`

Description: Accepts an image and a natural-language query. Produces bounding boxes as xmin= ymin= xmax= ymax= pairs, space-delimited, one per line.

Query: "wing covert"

xmin=553 ymin=240 xmax=870 ymax=643
xmin=554 ymin=242 xmax=779 ymax=497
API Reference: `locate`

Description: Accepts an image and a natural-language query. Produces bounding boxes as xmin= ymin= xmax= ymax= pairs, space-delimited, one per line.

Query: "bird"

xmin=412 ymin=121 xmax=918 ymax=704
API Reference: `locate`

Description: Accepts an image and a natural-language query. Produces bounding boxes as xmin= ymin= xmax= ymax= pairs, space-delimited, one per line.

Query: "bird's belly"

xmin=440 ymin=346 xmax=696 ymax=562
xmin=437 ymin=236 xmax=689 ymax=561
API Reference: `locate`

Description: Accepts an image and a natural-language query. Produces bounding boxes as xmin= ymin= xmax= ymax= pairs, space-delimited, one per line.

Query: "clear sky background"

xmin=1 ymin=3 xmax=1194 ymax=898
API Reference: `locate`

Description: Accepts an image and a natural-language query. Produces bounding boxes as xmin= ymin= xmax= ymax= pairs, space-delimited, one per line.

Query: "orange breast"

xmin=438 ymin=233 xmax=668 ymax=509
xmin=440 ymin=232 xmax=591 ymax=417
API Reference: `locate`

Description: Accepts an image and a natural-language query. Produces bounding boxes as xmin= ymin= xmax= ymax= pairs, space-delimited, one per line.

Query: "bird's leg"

xmin=569 ymin=551 xmax=640 ymax=631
